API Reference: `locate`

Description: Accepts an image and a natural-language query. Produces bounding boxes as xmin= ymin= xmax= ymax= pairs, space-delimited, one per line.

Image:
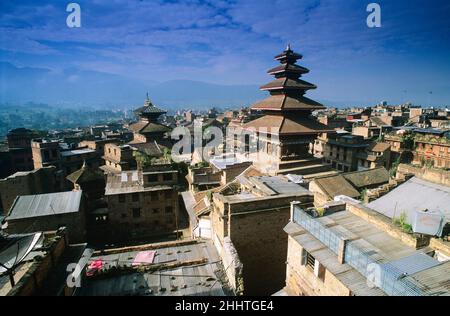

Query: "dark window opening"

xmin=132 ymin=208 xmax=141 ymax=218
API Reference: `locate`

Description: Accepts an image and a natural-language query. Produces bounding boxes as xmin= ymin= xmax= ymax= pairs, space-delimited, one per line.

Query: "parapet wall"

xmin=397 ymin=164 xmax=450 ymax=186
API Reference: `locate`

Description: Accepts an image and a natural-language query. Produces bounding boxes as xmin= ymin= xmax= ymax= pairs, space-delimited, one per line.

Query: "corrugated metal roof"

xmin=77 ymin=240 xmax=230 ymax=296
xmin=251 ymin=175 xmax=308 ymax=195
xmin=367 ymin=177 xmax=450 ymax=224
xmin=8 ymin=191 xmax=82 ymax=220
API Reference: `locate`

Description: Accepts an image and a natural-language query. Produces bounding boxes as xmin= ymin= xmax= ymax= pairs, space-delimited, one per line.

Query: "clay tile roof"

xmin=342 ymin=167 xmax=390 ymax=189
xmin=260 ymin=78 xmax=316 ymax=91
xmin=370 ymin=116 xmax=389 ymax=126
xmin=131 ymin=141 xmax=165 ymax=157
xmin=129 ymin=121 xmax=171 ymax=134
xmin=243 ymin=115 xmax=334 ymax=135
xmin=267 ymin=63 xmax=310 ymax=75
xmin=193 ymin=186 xmax=224 ymax=216
xmin=251 ymin=95 xmax=326 ymax=111
xmin=368 ymin=142 xmax=391 ymax=152
xmin=66 ymin=165 xmax=104 ymax=184
xmin=314 ymin=175 xmax=360 ymax=199
xmin=274 ymin=50 xmax=302 ymax=61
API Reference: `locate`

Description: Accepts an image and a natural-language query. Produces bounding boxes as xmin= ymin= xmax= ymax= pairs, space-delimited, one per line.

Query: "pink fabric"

xmin=86 ymin=259 xmax=103 ymax=276
xmin=132 ymin=251 xmax=156 ymax=266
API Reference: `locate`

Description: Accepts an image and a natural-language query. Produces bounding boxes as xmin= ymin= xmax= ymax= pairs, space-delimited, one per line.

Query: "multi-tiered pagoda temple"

xmin=129 ymin=95 xmax=171 ymax=143
xmin=244 ymin=45 xmax=336 ymax=175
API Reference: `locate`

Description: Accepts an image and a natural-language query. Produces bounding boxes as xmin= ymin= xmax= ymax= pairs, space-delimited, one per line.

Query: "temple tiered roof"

xmin=134 ymin=94 xmax=167 ymax=118
xmin=129 ymin=95 xmax=171 ymax=137
xmin=244 ymin=45 xmax=333 ymax=135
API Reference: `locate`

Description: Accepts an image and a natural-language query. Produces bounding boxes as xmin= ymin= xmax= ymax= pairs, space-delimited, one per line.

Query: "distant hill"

xmin=0 ymin=62 xmax=265 ymax=110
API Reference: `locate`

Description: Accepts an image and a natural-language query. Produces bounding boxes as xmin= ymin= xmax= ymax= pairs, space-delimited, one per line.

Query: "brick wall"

xmin=0 ymin=167 xmax=57 ymax=215
xmin=212 ymin=193 xmax=313 ymax=295
xmin=7 ymin=230 xmax=68 ymax=296
xmin=285 ymin=235 xmax=351 ymax=296
xmin=106 ymin=188 xmax=180 ymax=242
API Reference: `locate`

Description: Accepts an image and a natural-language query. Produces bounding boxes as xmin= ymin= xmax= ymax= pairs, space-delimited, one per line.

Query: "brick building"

xmin=3 ymin=128 xmax=37 ymax=176
xmin=321 ymin=134 xmax=392 ymax=172
xmin=101 ymin=143 xmax=137 ymax=173
xmin=0 ymin=166 xmax=62 ymax=215
xmin=103 ymin=164 xmax=180 ymax=242
xmin=210 ymin=167 xmax=314 ymax=295
xmin=281 ymin=201 xmax=450 ymax=296
xmin=412 ymin=128 xmax=450 ymax=169
xmin=31 ymin=139 xmax=61 ymax=170
xmin=4 ymin=190 xmax=86 ymax=243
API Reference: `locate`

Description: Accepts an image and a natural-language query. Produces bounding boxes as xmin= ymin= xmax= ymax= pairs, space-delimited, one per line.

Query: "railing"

xmin=292 ymin=206 xmax=429 ymax=296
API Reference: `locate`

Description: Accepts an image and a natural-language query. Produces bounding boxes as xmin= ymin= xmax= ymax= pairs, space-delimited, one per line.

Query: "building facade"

xmin=412 ymin=129 xmax=450 ymax=169
xmin=104 ymin=165 xmax=180 ymax=242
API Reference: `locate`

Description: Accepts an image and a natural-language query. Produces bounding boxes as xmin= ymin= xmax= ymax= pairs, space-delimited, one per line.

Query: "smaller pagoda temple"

xmin=129 ymin=94 xmax=171 ymax=144
xmin=243 ymin=45 xmax=336 ymax=175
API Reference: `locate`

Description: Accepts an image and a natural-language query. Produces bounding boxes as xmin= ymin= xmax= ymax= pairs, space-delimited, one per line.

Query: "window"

xmin=118 ymin=195 xmax=126 ymax=203
xmin=163 ymin=173 xmax=173 ymax=181
xmin=148 ymin=174 xmax=158 ymax=182
xmin=305 ymin=251 xmax=316 ymax=270
xmin=108 ymin=148 xmax=111 ymax=154
xmin=165 ymin=206 xmax=173 ymax=213
xmin=132 ymin=208 xmax=141 ymax=218
xmin=132 ymin=193 xmax=139 ymax=202
xmin=152 ymin=208 xmax=159 ymax=214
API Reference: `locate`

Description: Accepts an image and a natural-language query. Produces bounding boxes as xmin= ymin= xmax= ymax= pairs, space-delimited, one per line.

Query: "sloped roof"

xmin=8 ymin=191 xmax=82 ymax=220
xmin=367 ymin=142 xmax=391 ymax=152
xmin=251 ymin=94 xmax=326 ymax=111
xmin=342 ymin=167 xmax=390 ymax=189
xmin=244 ymin=115 xmax=334 ymax=135
xmin=274 ymin=48 xmax=302 ymax=61
xmin=129 ymin=121 xmax=171 ymax=134
xmin=131 ymin=141 xmax=166 ymax=157
xmin=260 ymin=78 xmax=316 ymax=91
xmin=267 ymin=63 xmax=309 ymax=75
xmin=193 ymin=186 xmax=224 ymax=216
xmin=314 ymin=175 xmax=360 ymax=199
xmin=134 ymin=99 xmax=166 ymax=116
xmin=66 ymin=165 xmax=104 ymax=184
xmin=370 ymin=116 xmax=388 ymax=126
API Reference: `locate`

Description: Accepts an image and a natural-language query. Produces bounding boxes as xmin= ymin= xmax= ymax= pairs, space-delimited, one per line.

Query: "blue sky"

xmin=1 ymin=0 xmax=450 ymax=107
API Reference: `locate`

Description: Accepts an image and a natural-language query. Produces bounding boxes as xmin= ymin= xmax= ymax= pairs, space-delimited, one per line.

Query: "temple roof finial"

xmin=286 ymin=43 xmax=291 ymax=51
xmin=144 ymin=93 xmax=153 ymax=107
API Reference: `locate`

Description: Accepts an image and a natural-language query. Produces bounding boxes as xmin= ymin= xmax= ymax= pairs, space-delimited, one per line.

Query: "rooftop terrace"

xmin=288 ymin=203 xmax=450 ymax=296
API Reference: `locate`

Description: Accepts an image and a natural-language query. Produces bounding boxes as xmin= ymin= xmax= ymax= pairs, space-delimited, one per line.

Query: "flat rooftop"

xmin=105 ymin=171 xmax=172 ymax=195
xmin=289 ymin=205 xmax=450 ymax=296
xmin=77 ymin=240 xmax=232 ymax=296
xmin=210 ymin=154 xmax=251 ymax=170
xmin=60 ymin=148 xmax=96 ymax=157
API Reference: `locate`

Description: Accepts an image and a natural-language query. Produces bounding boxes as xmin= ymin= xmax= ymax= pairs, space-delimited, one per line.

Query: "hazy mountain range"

xmin=0 ymin=62 xmax=272 ymax=110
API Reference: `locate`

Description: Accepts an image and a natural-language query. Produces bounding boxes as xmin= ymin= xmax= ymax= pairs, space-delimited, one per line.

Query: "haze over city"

xmin=1 ymin=0 xmax=450 ymax=108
